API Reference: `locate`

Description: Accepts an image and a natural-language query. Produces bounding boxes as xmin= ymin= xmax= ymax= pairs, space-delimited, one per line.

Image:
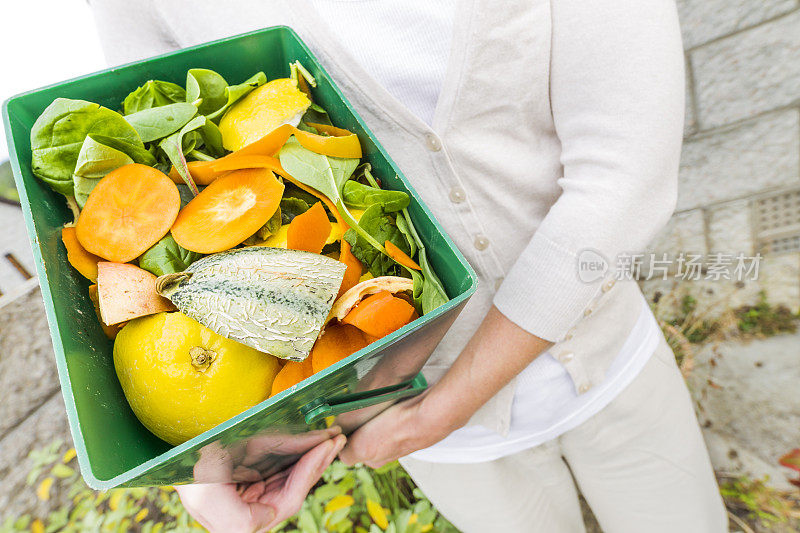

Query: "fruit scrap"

xmin=287 ymin=202 xmax=331 ymax=254
xmin=87 ymin=284 xmax=124 ymax=339
xmin=168 ymin=160 xmax=226 ymax=186
xmin=341 ymin=291 xmax=416 ymax=338
xmin=76 ymin=164 xmax=180 ymax=263
xmin=97 ymin=262 xmax=175 ymax=325
xmin=270 ymin=357 xmax=314 ymax=397
xmin=62 ymin=226 xmax=102 ymax=282
xmin=310 ymin=323 xmax=369 ymax=374
xmin=171 ymin=167 xmax=284 ymax=254
xmin=385 ymin=241 xmax=421 ymax=270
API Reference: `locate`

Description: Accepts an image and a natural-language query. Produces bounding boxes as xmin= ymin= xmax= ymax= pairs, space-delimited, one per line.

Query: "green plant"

xmin=735 ymin=291 xmax=798 ymax=337
xmin=1 ymin=441 xmax=458 ymax=533
xmin=719 ymin=475 xmax=800 ymax=530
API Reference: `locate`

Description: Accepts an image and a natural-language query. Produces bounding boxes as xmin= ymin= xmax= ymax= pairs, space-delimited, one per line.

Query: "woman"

xmin=90 ymin=0 xmax=728 ymax=531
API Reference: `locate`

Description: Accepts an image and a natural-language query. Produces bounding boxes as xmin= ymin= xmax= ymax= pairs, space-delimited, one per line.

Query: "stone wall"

xmin=643 ymin=1 xmax=800 ymax=315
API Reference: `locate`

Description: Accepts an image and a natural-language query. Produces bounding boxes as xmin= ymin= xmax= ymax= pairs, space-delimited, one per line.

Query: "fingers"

xmin=257 ymin=435 xmax=347 ymax=529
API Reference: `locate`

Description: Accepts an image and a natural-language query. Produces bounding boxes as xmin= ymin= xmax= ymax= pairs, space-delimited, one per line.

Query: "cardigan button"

xmin=425 ymin=133 xmax=442 ymax=152
xmin=449 ymin=186 xmax=466 ymax=203
xmin=578 ymin=383 xmax=591 ymax=394
xmin=559 ymin=352 xmax=574 ymax=363
xmin=473 ymin=235 xmax=490 ymax=251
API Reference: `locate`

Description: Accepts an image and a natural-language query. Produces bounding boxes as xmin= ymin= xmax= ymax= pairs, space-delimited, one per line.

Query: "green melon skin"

xmin=157 ymin=247 xmax=346 ymax=361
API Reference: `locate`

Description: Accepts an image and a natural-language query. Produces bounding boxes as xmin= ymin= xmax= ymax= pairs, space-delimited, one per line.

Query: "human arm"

xmin=340 ymin=0 xmax=684 ymax=466
xmin=339 ymin=306 xmax=551 ymax=467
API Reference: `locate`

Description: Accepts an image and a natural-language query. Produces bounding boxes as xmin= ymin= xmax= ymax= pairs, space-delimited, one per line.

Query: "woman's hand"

xmin=175 ymin=434 xmax=346 ymax=533
xmin=340 ymin=306 xmax=552 ymax=468
xmin=338 ymin=392 xmax=452 ymax=468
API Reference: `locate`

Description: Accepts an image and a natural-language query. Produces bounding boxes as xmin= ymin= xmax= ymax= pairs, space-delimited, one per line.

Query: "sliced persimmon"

xmin=171 ymin=167 xmax=284 ymax=253
xmin=341 ymin=290 xmax=416 ymax=338
xmin=62 ymin=226 xmax=102 ymax=282
xmin=168 ymin=160 xmax=228 ymax=186
xmin=76 ymin=164 xmax=180 ymax=263
xmin=337 ymin=240 xmax=363 ymax=298
xmin=310 ymin=323 xmax=368 ymax=374
xmin=287 ymin=202 xmax=331 ymax=254
xmin=270 ymin=356 xmax=313 ymax=397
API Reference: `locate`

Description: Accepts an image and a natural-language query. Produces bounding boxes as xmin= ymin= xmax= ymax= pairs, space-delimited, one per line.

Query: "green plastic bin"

xmin=2 ymin=26 xmax=477 ymax=489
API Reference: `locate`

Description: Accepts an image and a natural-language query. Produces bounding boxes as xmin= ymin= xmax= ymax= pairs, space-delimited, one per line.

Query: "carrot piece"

xmin=310 ymin=323 xmax=368 ymax=374
xmin=87 ymin=284 xmax=124 ymax=339
xmin=76 ymin=164 xmax=180 ymax=263
xmin=97 ymin=262 xmax=175 ymax=325
xmin=341 ymin=290 xmax=416 ymax=338
xmin=61 ymin=226 xmax=102 ymax=282
xmin=287 ymin=202 xmax=332 ymax=254
xmin=171 ymin=168 xmax=284 ymax=253
xmin=384 ymin=241 xmax=421 ymax=271
xmin=270 ymin=356 xmax=314 ymax=397
xmin=218 ymin=123 xmax=362 ymax=160
xmin=168 ymin=160 xmax=227 ymax=186
xmin=337 ymin=240 xmax=363 ymax=298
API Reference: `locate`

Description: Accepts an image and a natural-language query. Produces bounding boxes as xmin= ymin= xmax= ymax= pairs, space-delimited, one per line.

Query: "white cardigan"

xmin=89 ymin=0 xmax=685 ymax=434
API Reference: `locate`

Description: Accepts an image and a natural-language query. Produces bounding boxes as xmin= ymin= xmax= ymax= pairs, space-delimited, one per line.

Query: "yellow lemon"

xmin=219 ymin=78 xmax=311 ymax=151
xmin=113 ymin=312 xmax=279 ymax=445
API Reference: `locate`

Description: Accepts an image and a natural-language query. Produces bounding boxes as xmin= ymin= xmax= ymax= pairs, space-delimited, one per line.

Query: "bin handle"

xmin=301 ymin=373 xmax=427 ymax=425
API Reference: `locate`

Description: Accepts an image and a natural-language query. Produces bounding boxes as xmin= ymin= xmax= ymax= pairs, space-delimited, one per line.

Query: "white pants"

xmin=400 ymin=337 xmax=727 ymax=533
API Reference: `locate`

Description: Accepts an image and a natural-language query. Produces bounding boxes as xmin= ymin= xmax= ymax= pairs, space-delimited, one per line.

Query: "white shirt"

xmin=307 ymin=0 xmax=660 ymax=462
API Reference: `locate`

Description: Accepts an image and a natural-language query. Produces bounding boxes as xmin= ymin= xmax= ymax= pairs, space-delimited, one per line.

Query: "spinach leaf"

xmin=186 ymin=69 xmax=228 ymax=116
xmin=72 ymin=136 xmax=133 ymax=207
xmin=30 ymin=98 xmax=144 ymax=196
xmin=123 ymin=80 xmax=186 ymax=114
xmin=280 ymin=197 xmax=310 ymax=224
xmin=399 ymin=209 xmax=448 ymax=313
xmin=206 ymin=72 xmax=267 ymax=121
xmin=198 ymin=120 xmax=225 ymax=157
xmin=395 ymin=211 xmax=417 ymax=257
xmin=343 ymin=204 xmax=411 ymax=278
xmin=123 ymin=102 xmax=199 ymax=143
xmin=342 ymin=180 xmax=410 ymax=212
xmin=158 ymin=115 xmax=207 ymax=196
xmin=283 ymin=183 xmax=321 ymax=207
xmin=301 ymin=102 xmax=333 ymax=126
xmin=89 ymin=134 xmax=156 ymax=166
xmin=139 ymin=234 xmax=203 ymax=276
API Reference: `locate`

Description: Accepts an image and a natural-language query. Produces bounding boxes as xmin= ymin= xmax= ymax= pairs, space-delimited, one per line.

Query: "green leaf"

xmin=278 ymin=136 xmax=340 ymax=201
xmin=198 ymin=120 xmax=225 ymax=157
xmin=206 ymin=72 xmax=267 ymax=121
xmin=122 ymin=80 xmax=186 ymax=114
xmin=88 ymin=134 xmax=156 ymax=166
xmin=158 ymin=115 xmax=207 ymax=195
xmin=30 ymin=98 xmax=144 ymax=196
xmin=400 ymin=209 xmax=448 ymax=314
xmin=280 ymin=197 xmax=311 ymax=224
xmin=186 ymin=69 xmax=228 ymax=116
xmin=302 ymin=102 xmax=333 ymax=126
xmin=72 ymin=136 xmax=134 ymax=207
xmin=139 ymin=234 xmax=203 ymax=277
xmin=343 ymin=181 xmax=410 ymax=212
xmin=124 ymin=102 xmax=199 ymax=143
xmin=344 ymin=205 xmax=410 ymax=278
